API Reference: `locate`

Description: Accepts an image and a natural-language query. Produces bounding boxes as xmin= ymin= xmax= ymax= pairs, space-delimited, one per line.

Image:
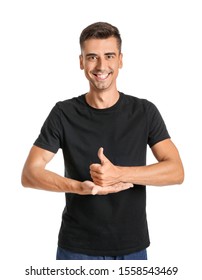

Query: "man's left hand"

xmin=90 ymin=147 xmax=121 ymax=187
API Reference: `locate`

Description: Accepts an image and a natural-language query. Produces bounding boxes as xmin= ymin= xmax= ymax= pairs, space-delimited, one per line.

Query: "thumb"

xmin=98 ymin=147 xmax=109 ymax=165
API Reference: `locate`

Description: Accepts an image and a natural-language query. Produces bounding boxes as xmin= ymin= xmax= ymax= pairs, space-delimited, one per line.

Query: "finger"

xmin=92 ymin=184 xmax=115 ymax=195
xmin=90 ymin=163 xmax=102 ymax=173
xmin=106 ymin=182 xmax=133 ymax=193
xmin=98 ymin=185 xmax=123 ymax=195
xmin=96 ymin=183 xmax=133 ymax=195
xmin=114 ymin=182 xmax=134 ymax=192
xmin=98 ymin=147 xmax=109 ymax=165
xmin=95 ymin=186 xmax=113 ymax=195
xmin=90 ymin=169 xmax=104 ymax=186
xmin=90 ymin=169 xmax=103 ymax=179
xmin=113 ymin=182 xmax=134 ymax=189
xmin=91 ymin=185 xmax=103 ymax=195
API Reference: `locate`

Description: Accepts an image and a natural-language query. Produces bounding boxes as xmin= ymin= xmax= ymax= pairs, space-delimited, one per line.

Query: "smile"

xmin=93 ymin=72 xmax=112 ymax=81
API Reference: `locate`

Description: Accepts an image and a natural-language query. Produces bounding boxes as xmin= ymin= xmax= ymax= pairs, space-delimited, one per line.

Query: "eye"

xmin=106 ymin=54 xmax=115 ymax=60
xmin=87 ymin=55 xmax=98 ymax=61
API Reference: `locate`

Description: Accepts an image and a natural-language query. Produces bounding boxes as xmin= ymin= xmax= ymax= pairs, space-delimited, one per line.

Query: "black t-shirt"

xmin=34 ymin=92 xmax=170 ymax=256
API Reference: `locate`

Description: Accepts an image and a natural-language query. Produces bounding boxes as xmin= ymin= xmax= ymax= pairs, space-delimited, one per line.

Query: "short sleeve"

xmin=145 ymin=100 xmax=170 ymax=148
xmin=34 ymin=103 xmax=62 ymax=153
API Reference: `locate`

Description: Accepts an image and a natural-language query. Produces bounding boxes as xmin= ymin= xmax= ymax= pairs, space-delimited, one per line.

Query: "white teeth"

xmin=95 ymin=73 xmax=109 ymax=80
xmin=98 ymin=74 xmax=108 ymax=79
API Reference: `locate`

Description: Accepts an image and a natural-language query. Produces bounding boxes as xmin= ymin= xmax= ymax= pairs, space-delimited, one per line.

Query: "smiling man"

xmin=80 ymin=37 xmax=122 ymax=93
xmin=21 ymin=22 xmax=184 ymax=260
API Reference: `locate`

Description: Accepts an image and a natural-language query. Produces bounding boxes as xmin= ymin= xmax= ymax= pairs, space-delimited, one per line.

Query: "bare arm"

xmin=119 ymin=139 xmax=184 ymax=186
xmin=21 ymin=146 xmax=133 ymax=195
xmin=90 ymin=139 xmax=184 ymax=187
xmin=21 ymin=146 xmax=81 ymax=192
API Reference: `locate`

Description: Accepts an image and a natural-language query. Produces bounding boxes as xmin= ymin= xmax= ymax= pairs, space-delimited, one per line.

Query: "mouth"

xmin=92 ymin=72 xmax=112 ymax=81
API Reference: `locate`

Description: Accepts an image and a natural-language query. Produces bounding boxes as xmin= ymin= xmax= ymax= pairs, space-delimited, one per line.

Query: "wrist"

xmin=65 ymin=178 xmax=82 ymax=193
xmin=116 ymin=166 xmax=135 ymax=184
xmin=116 ymin=166 xmax=126 ymax=183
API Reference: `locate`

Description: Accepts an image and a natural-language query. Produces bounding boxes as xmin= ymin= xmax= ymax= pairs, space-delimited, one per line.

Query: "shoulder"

xmin=53 ymin=94 xmax=86 ymax=115
xmin=56 ymin=94 xmax=85 ymax=108
xmin=121 ymin=92 xmax=157 ymax=112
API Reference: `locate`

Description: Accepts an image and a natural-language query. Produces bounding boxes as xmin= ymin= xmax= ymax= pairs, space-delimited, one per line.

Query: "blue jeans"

xmin=56 ymin=247 xmax=147 ymax=260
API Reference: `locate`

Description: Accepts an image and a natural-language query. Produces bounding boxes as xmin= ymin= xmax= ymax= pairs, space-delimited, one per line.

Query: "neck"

xmin=85 ymin=89 xmax=120 ymax=109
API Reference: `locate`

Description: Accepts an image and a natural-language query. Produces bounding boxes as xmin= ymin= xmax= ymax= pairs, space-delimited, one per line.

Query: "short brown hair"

xmin=80 ymin=22 xmax=122 ymax=53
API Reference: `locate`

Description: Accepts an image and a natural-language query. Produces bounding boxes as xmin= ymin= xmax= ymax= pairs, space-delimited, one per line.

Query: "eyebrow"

xmin=105 ymin=52 xmax=117 ymax=56
xmin=85 ymin=52 xmax=117 ymax=57
xmin=85 ymin=53 xmax=97 ymax=57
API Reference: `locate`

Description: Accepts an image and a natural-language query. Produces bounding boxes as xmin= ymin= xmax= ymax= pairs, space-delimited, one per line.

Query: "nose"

xmin=96 ymin=57 xmax=107 ymax=71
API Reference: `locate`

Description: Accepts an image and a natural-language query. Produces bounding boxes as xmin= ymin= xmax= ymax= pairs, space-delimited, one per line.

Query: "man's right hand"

xmin=80 ymin=180 xmax=133 ymax=195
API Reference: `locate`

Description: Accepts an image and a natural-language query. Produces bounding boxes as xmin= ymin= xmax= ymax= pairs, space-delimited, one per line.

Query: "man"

xmin=21 ymin=22 xmax=184 ymax=260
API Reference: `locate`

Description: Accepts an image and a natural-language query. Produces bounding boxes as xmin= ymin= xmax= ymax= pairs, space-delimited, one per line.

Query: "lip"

xmin=92 ymin=72 xmax=112 ymax=81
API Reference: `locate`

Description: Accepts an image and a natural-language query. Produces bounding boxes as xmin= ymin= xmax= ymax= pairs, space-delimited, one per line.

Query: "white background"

xmin=0 ymin=0 xmax=201 ymax=279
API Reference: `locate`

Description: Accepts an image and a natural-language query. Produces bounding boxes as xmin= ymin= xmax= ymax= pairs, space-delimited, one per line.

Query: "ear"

xmin=79 ymin=55 xmax=84 ymax=70
xmin=119 ymin=53 xmax=123 ymax=69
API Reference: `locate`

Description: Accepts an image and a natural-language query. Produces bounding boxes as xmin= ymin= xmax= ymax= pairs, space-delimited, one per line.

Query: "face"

xmin=79 ymin=37 xmax=123 ymax=92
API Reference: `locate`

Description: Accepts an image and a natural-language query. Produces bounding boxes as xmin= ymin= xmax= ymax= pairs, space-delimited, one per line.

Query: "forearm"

xmin=21 ymin=167 xmax=133 ymax=195
xmin=21 ymin=167 xmax=80 ymax=193
xmin=22 ymin=146 xmax=133 ymax=195
xmin=118 ymin=160 xmax=184 ymax=186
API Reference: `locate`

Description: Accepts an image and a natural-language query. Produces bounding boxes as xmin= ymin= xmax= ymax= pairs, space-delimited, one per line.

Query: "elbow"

xmin=176 ymin=174 xmax=184 ymax=185
xmin=175 ymin=164 xmax=185 ymax=185
xmin=21 ymin=168 xmax=33 ymax=188
xmin=166 ymin=160 xmax=184 ymax=186
xmin=178 ymin=171 xmax=185 ymax=185
xmin=21 ymin=172 xmax=29 ymax=188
